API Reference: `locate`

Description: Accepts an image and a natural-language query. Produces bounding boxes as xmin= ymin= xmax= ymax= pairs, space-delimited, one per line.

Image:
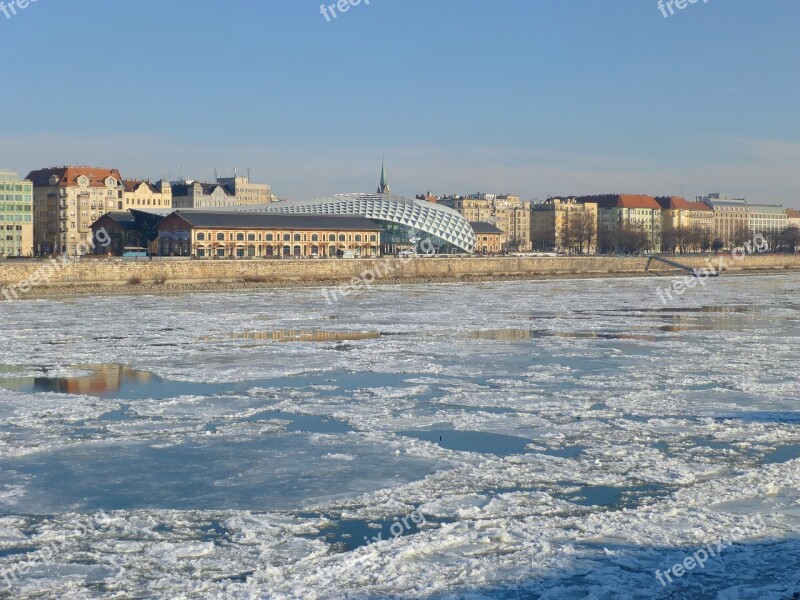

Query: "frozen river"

xmin=0 ymin=275 xmax=798 ymax=599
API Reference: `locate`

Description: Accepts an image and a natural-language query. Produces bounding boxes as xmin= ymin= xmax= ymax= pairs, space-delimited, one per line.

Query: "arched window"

xmin=216 ymin=233 xmax=225 ymax=241
xmin=248 ymin=233 xmax=256 ymax=241
xmin=329 ymin=234 xmax=336 ymax=242
xmin=370 ymin=234 xmax=377 ymax=242
xmin=196 ymin=233 xmax=205 ymax=241
xmin=236 ymin=233 xmax=245 ymax=241
xmin=338 ymin=234 xmax=346 ymax=242
xmin=293 ymin=245 xmax=301 ymax=256
xmin=354 ymin=234 xmax=362 ymax=242
xmin=293 ymin=233 xmax=301 ymax=242
xmin=283 ymin=233 xmax=291 ymax=242
xmin=311 ymin=234 xmax=318 ymax=242
xmin=266 ymin=233 xmax=273 ymax=241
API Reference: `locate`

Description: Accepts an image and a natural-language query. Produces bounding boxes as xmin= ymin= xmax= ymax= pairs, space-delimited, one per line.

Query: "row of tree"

xmin=531 ymin=216 xmax=800 ymax=255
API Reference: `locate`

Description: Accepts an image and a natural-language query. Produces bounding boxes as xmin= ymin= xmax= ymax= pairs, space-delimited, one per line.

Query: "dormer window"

xmin=106 ymin=177 xmax=116 ymax=187
xmin=77 ymin=176 xmax=89 ymax=187
xmin=49 ymin=175 xmax=60 ymax=186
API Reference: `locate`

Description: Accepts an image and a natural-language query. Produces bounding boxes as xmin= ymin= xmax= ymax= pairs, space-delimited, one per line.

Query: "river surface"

xmin=0 ymin=275 xmax=798 ymax=599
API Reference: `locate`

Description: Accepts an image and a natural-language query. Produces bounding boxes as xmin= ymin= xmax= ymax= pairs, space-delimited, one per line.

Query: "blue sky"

xmin=1 ymin=0 xmax=798 ymax=205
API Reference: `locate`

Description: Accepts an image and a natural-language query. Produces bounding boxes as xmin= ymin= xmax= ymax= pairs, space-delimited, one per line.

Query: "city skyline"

xmin=1 ymin=0 xmax=798 ymax=205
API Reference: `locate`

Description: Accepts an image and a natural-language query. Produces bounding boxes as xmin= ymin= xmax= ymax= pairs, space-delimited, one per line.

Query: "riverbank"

xmin=1 ymin=254 xmax=799 ymax=301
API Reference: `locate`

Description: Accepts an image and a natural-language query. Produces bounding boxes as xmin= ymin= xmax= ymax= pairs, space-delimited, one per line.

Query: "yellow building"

xmin=157 ymin=211 xmax=383 ymax=258
xmin=122 ymin=179 xmax=172 ymax=211
xmin=531 ymin=197 xmax=598 ymax=253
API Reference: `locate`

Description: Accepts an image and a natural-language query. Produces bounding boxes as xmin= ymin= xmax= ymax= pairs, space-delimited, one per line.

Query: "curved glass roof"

xmin=223 ymin=193 xmax=476 ymax=253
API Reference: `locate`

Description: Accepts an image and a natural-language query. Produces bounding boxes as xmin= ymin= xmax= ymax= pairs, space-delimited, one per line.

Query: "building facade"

xmin=700 ymin=193 xmax=787 ymax=246
xmin=786 ymin=208 xmax=800 ymax=228
xmin=171 ymin=175 xmax=274 ymax=209
xmin=576 ymin=194 xmax=662 ymax=252
xmin=531 ymin=197 xmax=598 ymax=253
xmin=27 ymin=166 xmax=124 ymax=255
xmin=0 ymin=170 xmax=33 ymax=257
xmin=748 ymin=204 xmax=787 ymax=242
xmin=157 ymin=211 xmax=383 ymax=258
xmin=122 ymin=179 xmax=172 ymax=211
xmin=439 ymin=193 xmax=531 ymax=251
xmin=470 ymin=222 xmax=503 ymax=254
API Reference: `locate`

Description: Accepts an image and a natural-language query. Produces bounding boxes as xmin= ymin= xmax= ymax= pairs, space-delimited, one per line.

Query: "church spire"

xmin=377 ymin=156 xmax=390 ymax=194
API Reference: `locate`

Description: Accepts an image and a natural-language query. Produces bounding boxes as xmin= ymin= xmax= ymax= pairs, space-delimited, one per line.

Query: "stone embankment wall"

xmin=0 ymin=254 xmax=799 ymax=291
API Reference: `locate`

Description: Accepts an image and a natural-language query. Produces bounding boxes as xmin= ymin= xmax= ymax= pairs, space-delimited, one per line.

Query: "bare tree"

xmin=778 ymin=226 xmax=800 ymax=253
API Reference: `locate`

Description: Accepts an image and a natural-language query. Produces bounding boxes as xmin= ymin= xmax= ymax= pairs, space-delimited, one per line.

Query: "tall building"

xmin=0 ymin=170 xmax=33 ymax=257
xmin=687 ymin=201 xmax=714 ymax=232
xmin=531 ymin=197 xmax=598 ymax=253
xmin=576 ymin=194 xmax=663 ymax=252
xmin=27 ymin=166 xmax=124 ymax=255
xmin=440 ymin=193 xmax=531 ymax=251
xmin=122 ymin=179 xmax=172 ymax=211
xmin=171 ymin=174 xmax=275 ymax=209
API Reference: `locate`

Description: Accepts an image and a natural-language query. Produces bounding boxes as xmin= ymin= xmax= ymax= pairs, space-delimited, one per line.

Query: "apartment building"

xmin=786 ymin=208 xmax=800 ymax=228
xmin=530 ymin=197 xmax=598 ymax=253
xmin=440 ymin=193 xmax=531 ymax=251
xmin=688 ymin=201 xmax=714 ymax=232
xmin=27 ymin=166 xmax=124 ymax=255
xmin=576 ymin=194 xmax=663 ymax=252
xmin=122 ymin=179 xmax=172 ymax=211
xmin=654 ymin=196 xmax=694 ymax=230
xmin=0 ymin=170 xmax=33 ymax=257
xmin=171 ymin=175 xmax=275 ymax=209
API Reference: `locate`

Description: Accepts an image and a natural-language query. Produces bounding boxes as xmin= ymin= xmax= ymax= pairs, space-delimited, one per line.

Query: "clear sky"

xmin=1 ymin=0 xmax=798 ymax=205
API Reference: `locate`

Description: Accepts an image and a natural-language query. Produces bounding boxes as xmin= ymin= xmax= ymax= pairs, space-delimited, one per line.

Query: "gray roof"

xmin=164 ymin=211 xmax=382 ymax=231
xmin=470 ymin=221 xmax=503 ymax=234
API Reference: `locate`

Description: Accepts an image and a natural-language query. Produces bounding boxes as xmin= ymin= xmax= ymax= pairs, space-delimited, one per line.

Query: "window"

xmin=355 ymin=235 xmax=362 ymax=242
xmin=329 ymin=234 xmax=336 ymax=242
xmin=283 ymin=233 xmax=291 ymax=241
xmin=236 ymin=233 xmax=245 ymax=241
xmin=197 ymin=233 xmax=205 ymax=241
xmin=217 ymin=233 xmax=225 ymax=241
xmin=339 ymin=234 xmax=346 ymax=242
xmin=266 ymin=233 xmax=273 ymax=241
xmin=311 ymin=234 xmax=318 ymax=241
xmin=293 ymin=233 xmax=301 ymax=241
xmin=248 ymin=233 xmax=256 ymax=241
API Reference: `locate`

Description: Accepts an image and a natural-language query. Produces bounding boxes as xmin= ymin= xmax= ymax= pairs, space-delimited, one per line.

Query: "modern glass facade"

xmin=0 ymin=170 xmax=33 ymax=257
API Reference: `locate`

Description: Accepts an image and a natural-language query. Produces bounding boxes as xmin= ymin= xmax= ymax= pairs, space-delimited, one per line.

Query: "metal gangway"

xmin=645 ymin=255 xmax=719 ymax=277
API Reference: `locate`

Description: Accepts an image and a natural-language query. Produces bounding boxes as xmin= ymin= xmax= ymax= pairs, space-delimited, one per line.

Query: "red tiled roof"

xmin=687 ymin=201 xmax=713 ymax=212
xmin=786 ymin=208 xmax=800 ymax=219
xmin=655 ymin=196 xmax=694 ymax=210
xmin=26 ymin=166 xmax=122 ymax=188
xmin=576 ymin=194 xmax=661 ymax=209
